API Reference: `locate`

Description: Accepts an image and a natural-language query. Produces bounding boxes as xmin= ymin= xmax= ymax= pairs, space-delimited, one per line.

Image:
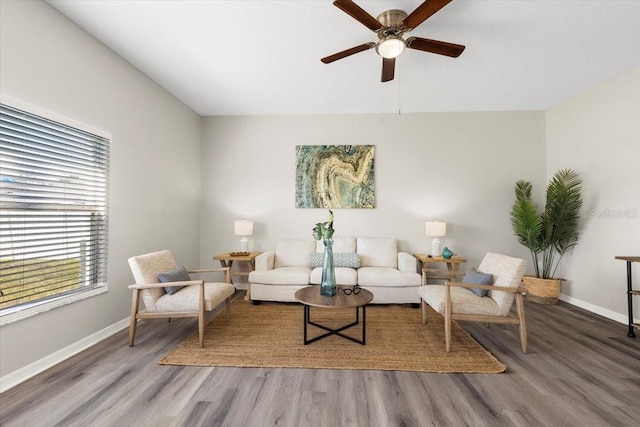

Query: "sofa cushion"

xmin=462 ymin=268 xmax=493 ymax=297
xmin=309 ymin=252 xmax=361 ymax=268
xmin=274 ymin=240 xmax=316 ymax=268
xmin=310 ymin=267 xmax=358 ymax=286
xmin=315 ymin=236 xmax=356 ymax=253
xmin=357 ymin=238 xmax=397 ymax=268
xmin=249 ymin=266 xmax=312 ymax=285
xmin=358 ymin=267 xmax=420 ymax=287
xmin=157 ymin=265 xmax=190 ymax=295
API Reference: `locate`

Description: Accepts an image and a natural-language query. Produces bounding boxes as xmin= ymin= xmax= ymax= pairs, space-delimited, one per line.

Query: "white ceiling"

xmin=48 ymin=0 xmax=640 ymax=116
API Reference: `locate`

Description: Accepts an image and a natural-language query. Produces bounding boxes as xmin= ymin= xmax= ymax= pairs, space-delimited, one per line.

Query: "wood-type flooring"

xmin=1 ymin=293 xmax=639 ymax=426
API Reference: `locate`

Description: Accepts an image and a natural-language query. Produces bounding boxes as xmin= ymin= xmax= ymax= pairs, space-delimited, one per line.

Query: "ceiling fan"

xmin=321 ymin=0 xmax=465 ymax=82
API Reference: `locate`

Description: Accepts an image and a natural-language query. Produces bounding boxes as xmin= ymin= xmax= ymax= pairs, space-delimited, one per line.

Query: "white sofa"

xmin=249 ymin=237 xmax=421 ymax=304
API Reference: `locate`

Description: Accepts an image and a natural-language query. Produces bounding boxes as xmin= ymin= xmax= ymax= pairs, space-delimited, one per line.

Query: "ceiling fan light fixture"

xmin=376 ymin=35 xmax=406 ymax=59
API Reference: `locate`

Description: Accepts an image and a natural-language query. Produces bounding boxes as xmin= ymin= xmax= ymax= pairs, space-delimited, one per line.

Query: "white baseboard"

xmin=558 ymin=293 xmax=640 ymax=325
xmin=0 ymin=317 xmax=130 ymax=394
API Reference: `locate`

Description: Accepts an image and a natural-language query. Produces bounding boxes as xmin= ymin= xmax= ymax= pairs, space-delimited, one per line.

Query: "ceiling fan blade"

xmin=406 ymin=37 xmax=465 ymax=57
xmin=321 ymin=43 xmax=375 ymax=64
xmin=333 ymin=0 xmax=384 ymax=32
xmin=401 ymin=0 xmax=453 ymax=30
xmin=381 ymin=57 xmax=395 ymax=82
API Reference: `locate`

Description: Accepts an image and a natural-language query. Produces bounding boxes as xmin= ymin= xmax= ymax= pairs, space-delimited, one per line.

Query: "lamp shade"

xmin=425 ymin=220 xmax=447 ymax=237
xmin=234 ymin=219 xmax=253 ymax=236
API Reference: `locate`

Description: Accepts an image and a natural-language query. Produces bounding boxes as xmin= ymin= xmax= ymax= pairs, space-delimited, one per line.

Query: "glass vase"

xmin=320 ymin=240 xmax=337 ymax=296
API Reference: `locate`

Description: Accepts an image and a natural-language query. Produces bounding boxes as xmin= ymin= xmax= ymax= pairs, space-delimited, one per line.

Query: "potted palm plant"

xmin=510 ymin=169 xmax=583 ymax=304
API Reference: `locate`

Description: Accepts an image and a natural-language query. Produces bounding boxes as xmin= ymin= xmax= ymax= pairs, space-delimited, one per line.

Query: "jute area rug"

xmin=159 ymin=297 xmax=505 ymax=373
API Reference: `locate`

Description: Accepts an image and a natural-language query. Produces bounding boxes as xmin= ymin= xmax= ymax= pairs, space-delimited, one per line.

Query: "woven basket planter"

xmin=522 ymin=276 xmax=561 ymax=305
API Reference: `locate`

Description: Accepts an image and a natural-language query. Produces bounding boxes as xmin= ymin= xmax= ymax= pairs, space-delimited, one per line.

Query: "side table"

xmin=213 ymin=252 xmax=261 ymax=301
xmin=414 ymin=254 xmax=467 ymax=286
xmin=615 ymin=256 xmax=640 ymax=338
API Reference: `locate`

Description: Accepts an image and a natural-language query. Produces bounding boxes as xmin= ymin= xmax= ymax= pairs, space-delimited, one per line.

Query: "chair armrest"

xmin=128 ymin=280 xmax=204 ymax=290
xmin=189 ymin=266 xmax=231 ymax=284
xmin=446 ymin=281 xmax=523 ymax=293
xmin=398 ymin=252 xmax=417 ymax=272
xmin=255 ymin=251 xmax=275 ymax=271
xmin=422 ymin=268 xmax=466 ymax=275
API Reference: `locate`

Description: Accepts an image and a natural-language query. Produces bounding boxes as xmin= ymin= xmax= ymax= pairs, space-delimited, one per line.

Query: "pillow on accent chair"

xmin=462 ymin=268 xmax=493 ymax=297
xmin=158 ymin=265 xmax=191 ymax=295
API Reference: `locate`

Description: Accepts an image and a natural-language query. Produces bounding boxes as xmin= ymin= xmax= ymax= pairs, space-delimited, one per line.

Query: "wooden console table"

xmin=615 ymin=256 xmax=640 ymax=338
xmin=414 ymin=254 xmax=467 ymax=286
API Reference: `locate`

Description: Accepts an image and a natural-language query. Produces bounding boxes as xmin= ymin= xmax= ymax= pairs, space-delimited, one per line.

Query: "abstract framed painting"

xmin=295 ymin=145 xmax=375 ymax=209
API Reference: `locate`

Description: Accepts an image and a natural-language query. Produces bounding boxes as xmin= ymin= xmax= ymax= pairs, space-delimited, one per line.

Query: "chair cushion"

xmin=357 ymin=238 xmax=397 ymax=268
xmin=479 ymin=252 xmax=527 ymax=316
xmin=249 ymin=266 xmax=312 ymax=285
xmin=310 ymin=267 xmax=358 ymax=286
xmin=128 ymin=250 xmax=179 ymax=311
xmin=418 ymin=285 xmax=500 ymax=316
xmin=309 ymin=252 xmax=361 ymax=268
xmin=462 ymin=268 xmax=493 ymax=297
xmin=158 ymin=265 xmax=191 ymax=295
xmin=358 ymin=267 xmax=421 ymax=287
xmin=155 ymin=282 xmax=235 ymax=312
xmin=274 ymin=240 xmax=316 ymax=268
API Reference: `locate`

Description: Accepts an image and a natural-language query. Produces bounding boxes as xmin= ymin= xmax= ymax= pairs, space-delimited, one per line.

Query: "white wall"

xmin=0 ymin=1 xmax=202 ymax=377
xmin=546 ymin=64 xmax=640 ymax=319
xmin=200 ymin=112 xmax=546 ymax=274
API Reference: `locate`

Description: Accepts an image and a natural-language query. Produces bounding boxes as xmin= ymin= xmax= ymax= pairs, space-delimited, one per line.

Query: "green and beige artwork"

xmin=295 ymin=145 xmax=375 ymax=209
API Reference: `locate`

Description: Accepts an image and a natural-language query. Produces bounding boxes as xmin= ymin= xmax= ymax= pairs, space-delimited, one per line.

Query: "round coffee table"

xmin=294 ymin=286 xmax=374 ymax=345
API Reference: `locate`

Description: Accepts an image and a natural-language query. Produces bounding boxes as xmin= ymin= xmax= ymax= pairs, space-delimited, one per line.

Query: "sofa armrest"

xmin=398 ymin=252 xmax=418 ymax=272
xmin=255 ymin=251 xmax=275 ymax=271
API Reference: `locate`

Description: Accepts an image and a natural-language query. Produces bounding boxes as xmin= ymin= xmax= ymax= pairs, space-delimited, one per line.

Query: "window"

xmin=0 ymin=102 xmax=109 ymax=324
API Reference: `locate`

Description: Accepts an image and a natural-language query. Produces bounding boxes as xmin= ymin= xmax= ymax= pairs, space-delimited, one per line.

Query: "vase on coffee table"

xmin=320 ymin=240 xmax=336 ymax=296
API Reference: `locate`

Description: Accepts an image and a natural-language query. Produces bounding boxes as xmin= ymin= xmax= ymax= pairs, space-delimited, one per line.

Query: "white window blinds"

xmin=0 ymin=103 xmax=109 ymax=314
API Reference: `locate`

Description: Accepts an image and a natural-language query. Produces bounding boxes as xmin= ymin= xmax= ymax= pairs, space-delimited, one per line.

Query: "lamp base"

xmin=240 ymin=237 xmax=249 ymax=253
xmin=431 ymin=238 xmax=441 ymax=258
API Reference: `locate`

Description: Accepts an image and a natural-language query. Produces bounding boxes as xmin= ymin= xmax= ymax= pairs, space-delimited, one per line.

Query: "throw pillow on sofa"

xmin=309 ymin=252 xmax=361 ymax=268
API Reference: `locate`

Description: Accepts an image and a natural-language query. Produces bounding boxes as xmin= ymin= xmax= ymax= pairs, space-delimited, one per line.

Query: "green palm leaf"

xmin=510 ymin=181 xmax=543 ymax=277
xmin=541 ymin=169 xmax=583 ymax=277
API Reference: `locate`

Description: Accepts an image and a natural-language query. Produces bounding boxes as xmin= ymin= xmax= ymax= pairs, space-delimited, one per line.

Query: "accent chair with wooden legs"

xmin=128 ymin=250 xmax=235 ymax=347
xmin=418 ymin=252 xmax=528 ymax=353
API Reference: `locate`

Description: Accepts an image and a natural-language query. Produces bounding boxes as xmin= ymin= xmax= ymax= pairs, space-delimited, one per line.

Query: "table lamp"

xmin=234 ymin=219 xmax=253 ymax=253
xmin=425 ymin=220 xmax=447 ymax=257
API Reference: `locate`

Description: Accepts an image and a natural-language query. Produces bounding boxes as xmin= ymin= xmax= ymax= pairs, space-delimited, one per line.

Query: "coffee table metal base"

xmin=303 ymin=304 xmax=366 ymax=345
